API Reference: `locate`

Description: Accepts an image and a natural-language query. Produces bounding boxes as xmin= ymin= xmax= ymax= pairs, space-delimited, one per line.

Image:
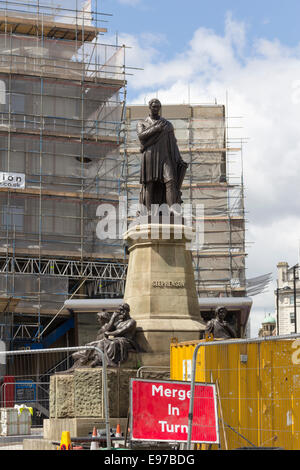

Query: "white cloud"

xmin=118 ymin=14 xmax=300 ymax=336
xmin=117 ymin=0 xmax=141 ymax=5
xmin=225 ymin=11 xmax=247 ymax=57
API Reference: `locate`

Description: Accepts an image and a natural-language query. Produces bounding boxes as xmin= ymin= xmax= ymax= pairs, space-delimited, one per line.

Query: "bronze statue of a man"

xmin=205 ymin=306 xmax=236 ymax=339
xmin=137 ymin=99 xmax=188 ymax=213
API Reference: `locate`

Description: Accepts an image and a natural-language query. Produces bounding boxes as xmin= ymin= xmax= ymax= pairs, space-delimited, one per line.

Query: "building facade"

xmin=276 ymin=261 xmax=300 ymax=335
xmin=258 ymin=313 xmax=276 ymax=337
xmin=0 ymin=1 xmax=127 ymax=359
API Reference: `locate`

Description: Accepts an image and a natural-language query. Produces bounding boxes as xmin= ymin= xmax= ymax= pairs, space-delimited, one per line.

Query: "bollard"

xmin=59 ymin=431 xmax=72 ymax=450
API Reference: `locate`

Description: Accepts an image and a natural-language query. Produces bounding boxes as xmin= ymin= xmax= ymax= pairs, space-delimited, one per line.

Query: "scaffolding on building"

xmin=124 ymin=103 xmax=247 ymax=301
xmin=0 ymin=0 xmax=129 ymax=347
xmin=0 ymin=1 xmax=270 ymax=350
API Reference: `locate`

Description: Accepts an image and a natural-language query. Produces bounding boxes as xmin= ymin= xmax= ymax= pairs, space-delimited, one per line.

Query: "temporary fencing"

xmin=3 ymin=336 xmax=300 ymax=451
xmin=169 ymin=333 xmax=300 ymax=450
xmin=0 ymin=345 xmax=111 ymax=450
xmin=136 ymin=365 xmax=170 ymax=379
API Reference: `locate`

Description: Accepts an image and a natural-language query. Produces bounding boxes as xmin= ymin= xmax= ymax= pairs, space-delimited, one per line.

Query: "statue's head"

xmin=148 ymin=98 xmax=161 ymax=116
xmin=215 ymin=306 xmax=227 ymax=321
xmin=120 ymin=303 xmax=130 ymax=319
xmin=97 ymin=310 xmax=110 ymax=323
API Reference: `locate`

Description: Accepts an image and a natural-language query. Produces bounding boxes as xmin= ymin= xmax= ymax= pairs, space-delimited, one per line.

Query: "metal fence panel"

xmin=170 ymin=334 xmax=300 ymax=450
xmin=0 ymin=346 xmax=111 ymax=450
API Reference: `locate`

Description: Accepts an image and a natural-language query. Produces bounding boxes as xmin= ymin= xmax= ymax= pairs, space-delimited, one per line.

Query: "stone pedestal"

xmin=123 ymin=223 xmax=205 ymax=362
xmin=39 ymin=365 xmax=170 ymax=445
xmin=49 ymin=368 xmax=135 ymax=420
xmin=41 ymin=367 xmax=136 ymax=445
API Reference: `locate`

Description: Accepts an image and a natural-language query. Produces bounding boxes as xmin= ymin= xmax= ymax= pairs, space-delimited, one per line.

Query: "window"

xmin=2 ymin=205 xmax=24 ymax=232
xmin=11 ymin=94 xmax=25 ymax=114
xmin=0 ymin=80 xmax=6 ymax=105
xmin=290 ymin=312 xmax=295 ymax=324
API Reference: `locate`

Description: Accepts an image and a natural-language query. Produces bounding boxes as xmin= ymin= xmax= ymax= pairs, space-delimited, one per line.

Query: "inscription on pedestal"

xmin=152 ymin=280 xmax=185 ymax=288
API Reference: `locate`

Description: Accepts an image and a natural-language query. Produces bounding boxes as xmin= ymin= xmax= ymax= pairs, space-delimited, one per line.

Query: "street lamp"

xmin=276 ymin=287 xmax=280 ymax=336
xmin=292 ymin=264 xmax=298 ymax=334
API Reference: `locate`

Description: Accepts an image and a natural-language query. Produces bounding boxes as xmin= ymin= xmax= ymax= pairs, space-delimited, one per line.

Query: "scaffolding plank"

xmin=0 ymin=296 xmax=19 ymax=313
xmin=126 ymin=147 xmax=241 ymax=154
xmin=0 ymin=126 xmax=122 ymax=144
xmin=0 ymin=187 xmax=119 ymax=202
xmin=0 ymin=14 xmax=107 ymax=41
xmin=0 ymin=66 xmax=126 ymax=87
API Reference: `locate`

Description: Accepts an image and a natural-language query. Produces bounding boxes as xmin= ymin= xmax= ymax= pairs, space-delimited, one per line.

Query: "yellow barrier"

xmin=170 ymin=337 xmax=300 ymax=450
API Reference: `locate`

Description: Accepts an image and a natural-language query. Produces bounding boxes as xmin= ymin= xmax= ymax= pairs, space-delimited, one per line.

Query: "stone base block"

xmin=50 ymin=368 xmax=137 ymax=420
xmin=135 ymin=319 xmax=203 ymax=354
xmin=126 ymin=351 xmax=171 ymax=368
xmin=43 ymin=417 xmax=129 ymax=442
xmin=48 ymin=360 xmax=171 ymax=445
xmin=50 ymin=365 xmax=170 ymax=420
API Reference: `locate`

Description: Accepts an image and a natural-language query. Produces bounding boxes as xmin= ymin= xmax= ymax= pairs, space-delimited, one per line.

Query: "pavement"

xmin=0 ymin=428 xmax=43 ymax=450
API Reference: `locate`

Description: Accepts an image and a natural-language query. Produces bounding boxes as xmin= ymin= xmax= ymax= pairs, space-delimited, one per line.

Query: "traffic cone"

xmin=114 ymin=423 xmax=122 ymax=448
xmin=59 ymin=431 xmax=72 ymax=450
xmin=115 ymin=423 xmax=122 ymax=438
xmin=90 ymin=426 xmax=99 ymax=450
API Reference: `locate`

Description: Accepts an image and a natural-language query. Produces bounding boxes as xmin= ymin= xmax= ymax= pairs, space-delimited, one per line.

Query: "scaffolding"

xmin=125 ymin=103 xmax=247 ymax=302
xmin=0 ymin=1 xmax=262 ymax=351
xmin=0 ymin=0 xmax=128 ymax=347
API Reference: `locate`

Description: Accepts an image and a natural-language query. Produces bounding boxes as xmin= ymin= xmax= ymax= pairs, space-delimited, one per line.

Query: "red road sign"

xmin=130 ymin=379 xmax=219 ymax=444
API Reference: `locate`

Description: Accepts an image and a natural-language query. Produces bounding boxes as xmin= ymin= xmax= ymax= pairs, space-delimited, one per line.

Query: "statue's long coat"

xmin=137 ymin=116 xmax=187 ymax=191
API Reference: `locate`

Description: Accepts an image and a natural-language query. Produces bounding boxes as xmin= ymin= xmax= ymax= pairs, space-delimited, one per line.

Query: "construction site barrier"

xmin=0 ymin=345 xmax=111 ymax=450
xmin=185 ymin=333 xmax=300 ymax=450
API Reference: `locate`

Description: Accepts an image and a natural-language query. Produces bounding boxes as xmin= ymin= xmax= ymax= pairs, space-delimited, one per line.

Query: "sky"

xmin=84 ymin=0 xmax=300 ymax=336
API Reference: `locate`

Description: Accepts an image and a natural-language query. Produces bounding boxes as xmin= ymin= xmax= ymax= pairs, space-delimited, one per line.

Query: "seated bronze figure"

xmin=71 ymin=303 xmax=138 ymax=368
xmin=205 ymin=306 xmax=236 ymax=339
